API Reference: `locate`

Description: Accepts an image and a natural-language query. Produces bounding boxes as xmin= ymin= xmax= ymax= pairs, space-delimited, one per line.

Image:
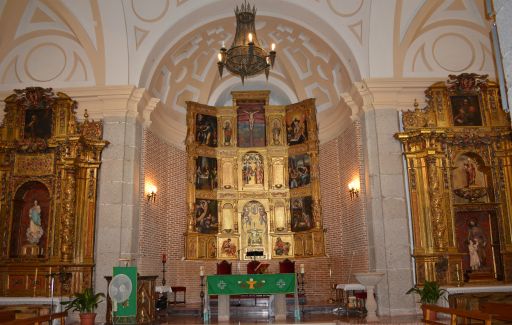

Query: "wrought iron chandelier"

xmin=217 ymin=1 xmax=276 ymax=84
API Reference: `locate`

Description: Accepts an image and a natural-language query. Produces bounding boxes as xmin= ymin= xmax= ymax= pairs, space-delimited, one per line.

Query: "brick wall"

xmin=138 ymin=123 xmax=368 ymax=304
xmin=320 ymin=121 xmax=369 ymax=286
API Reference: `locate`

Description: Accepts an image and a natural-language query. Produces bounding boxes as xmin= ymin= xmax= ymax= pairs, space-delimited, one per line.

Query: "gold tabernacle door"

xmin=184 ymin=91 xmax=324 ymax=260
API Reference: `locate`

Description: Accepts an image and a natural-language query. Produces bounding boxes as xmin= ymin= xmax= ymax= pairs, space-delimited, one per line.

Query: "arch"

xmin=10 ymin=181 xmax=51 ymax=257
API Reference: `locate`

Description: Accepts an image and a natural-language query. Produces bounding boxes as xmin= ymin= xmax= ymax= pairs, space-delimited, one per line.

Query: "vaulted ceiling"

xmin=0 ymin=0 xmax=496 ymax=145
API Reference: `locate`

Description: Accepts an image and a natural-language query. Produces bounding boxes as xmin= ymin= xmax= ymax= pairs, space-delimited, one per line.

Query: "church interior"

xmin=1 ymin=0 xmax=512 ymax=324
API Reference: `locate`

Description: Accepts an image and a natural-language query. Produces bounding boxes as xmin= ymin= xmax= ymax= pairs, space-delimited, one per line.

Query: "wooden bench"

xmin=421 ymin=304 xmax=493 ymax=325
xmin=480 ymin=301 xmax=512 ymax=321
xmin=0 ymin=311 xmax=67 ymax=325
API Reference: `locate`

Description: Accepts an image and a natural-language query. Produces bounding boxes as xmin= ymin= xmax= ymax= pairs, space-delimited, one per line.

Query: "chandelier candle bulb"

xmin=200 ymin=266 xmax=204 ymax=276
xmin=218 ymin=53 xmax=222 ymax=62
xmin=300 ymin=264 xmax=305 ymax=274
xmin=271 ymin=43 xmax=276 ymax=51
xmin=248 ymin=32 xmax=253 ymax=43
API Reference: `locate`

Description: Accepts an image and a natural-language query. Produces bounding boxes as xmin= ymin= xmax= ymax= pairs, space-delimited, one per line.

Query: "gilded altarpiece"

xmin=395 ymin=74 xmax=512 ymax=285
xmin=185 ymin=91 xmax=324 ymax=260
xmin=0 ymin=87 xmax=108 ymax=296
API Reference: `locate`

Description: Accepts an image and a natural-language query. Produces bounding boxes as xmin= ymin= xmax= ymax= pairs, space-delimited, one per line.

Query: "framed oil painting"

xmin=194 ymin=199 xmax=218 ymax=234
xmin=455 ymin=211 xmax=499 ymax=282
xmin=288 ymin=153 xmax=311 ymax=189
xmin=195 ymin=113 xmax=218 ymax=147
xmin=219 ymin=236 xmax=238 ymax=259
xmin=286 ymin=110 xmax=307 ymax=145
xmin=195 ymin=156 xmax=217 ymax=190
xmin=24 ymin=108 xmax=52 ymax=139
xmin=272 ymin=235 xmax=293 ymax=258
xmin=290 ymin=196 xmax=313 ymax=232
xmin=237 ymin=104 xmax=266 ymax=147
xmin=450 ymin=95 xmax=482 ymax=126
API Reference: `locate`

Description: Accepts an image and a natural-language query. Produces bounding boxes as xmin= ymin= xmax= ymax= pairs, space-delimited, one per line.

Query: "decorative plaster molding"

xmin=362 ymin=78 xmax=441 ymax=110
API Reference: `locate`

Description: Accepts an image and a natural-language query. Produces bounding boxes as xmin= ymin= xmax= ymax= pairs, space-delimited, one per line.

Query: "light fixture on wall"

xmin=146 ymin=184 xmax=157 ymax=203
xmin=348 ymin=179 xmax=360 ymax=200
xmin=217 ymin=1 xmax=276 ymax=84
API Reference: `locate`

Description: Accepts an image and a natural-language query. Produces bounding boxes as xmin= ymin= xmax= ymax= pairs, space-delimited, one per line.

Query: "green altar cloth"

xmin=207 ymin=273 xmax=296 ymax=295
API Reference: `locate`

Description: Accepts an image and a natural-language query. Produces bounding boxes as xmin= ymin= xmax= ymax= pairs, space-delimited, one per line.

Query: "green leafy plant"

xmin=61 ymin=288 xmax=105 ymax=313
xmin=406 ymin=280 xmax=447 ymax=304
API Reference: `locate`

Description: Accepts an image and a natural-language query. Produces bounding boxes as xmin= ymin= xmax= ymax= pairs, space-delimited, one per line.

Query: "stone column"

xmin=64 ymin=86 xmax=157 ymax=322
xmin=494 ymin=0 xmax=512 ymax=120
xmin=353 ymin=79 xmax=437 ymax=316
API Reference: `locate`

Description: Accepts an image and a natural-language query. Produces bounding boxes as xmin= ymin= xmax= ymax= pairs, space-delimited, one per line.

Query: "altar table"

xmin=205 ymin=273 xmax=299 ymax=322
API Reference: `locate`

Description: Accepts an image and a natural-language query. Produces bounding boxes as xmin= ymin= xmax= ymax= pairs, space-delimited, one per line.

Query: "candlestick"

xmin=161 ymin=256 xmax=167 ymax=286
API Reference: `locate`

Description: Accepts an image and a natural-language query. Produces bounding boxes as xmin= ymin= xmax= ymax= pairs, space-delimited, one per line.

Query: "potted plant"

xmin=61 ymin=287 xmax=105 ymax=325
xmin=406 ymin=280 xmax=447 ymax=320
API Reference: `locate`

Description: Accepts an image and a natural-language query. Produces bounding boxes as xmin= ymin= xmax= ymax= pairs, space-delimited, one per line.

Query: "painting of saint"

xmin=195 ymin=156 xmax=217 ymax=190
xmin=455 ymin=211 xmax=496 ymax=278
xmin=237 ymin=104 xmax=265 ymax=147
xmin=274 ymin=237 xmax=291 ymax=256
xmin=242 ymin=152 xmax=264 ymax=186
xmin=450 ymin=95 xmax=482 ymax=126
xmin=194 ymin=199 xmax=218 ymax=234
xmin=291 ymin=196 xmax=313 ymax=232
xmin=286 ymin=111 xmax=307 ymax=145
xmin=24 ymin=108 xmax=52 ymax=139
xmin=195 ymin=114 xmax=217 ymax=147
xmin=288 ymin=154 xmax=311 ymax=189
xmin=221 ymin=238 xmax=237 ymax=257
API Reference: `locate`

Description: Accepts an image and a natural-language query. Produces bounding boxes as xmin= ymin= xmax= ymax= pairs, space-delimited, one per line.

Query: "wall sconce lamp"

xmin=146 ymin=184 xmax=157 ymax=203
xmin=348 ymin=179 xmax=360 ymax=200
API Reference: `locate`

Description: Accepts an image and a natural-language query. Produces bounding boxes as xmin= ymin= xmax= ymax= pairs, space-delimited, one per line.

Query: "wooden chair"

xmin=217 ymin=260 xmax=232 ymax=275
xmin=247 ymin=260 xmax=261 ymax=274
xmin=279 ymin=258 xmax=295 ymax=273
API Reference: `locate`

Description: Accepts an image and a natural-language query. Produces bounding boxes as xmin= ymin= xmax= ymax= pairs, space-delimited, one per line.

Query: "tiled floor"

xmin=158 ymin=304 xmax=424 ymax=324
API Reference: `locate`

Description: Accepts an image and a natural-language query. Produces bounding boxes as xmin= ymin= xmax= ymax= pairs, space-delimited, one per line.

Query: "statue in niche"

xmin=26 ymin=200 xmax=43 ymax=244
xmin=242 ymin=152 xmax=264 ymax=185
xmin=223 ymin=120 xmax=232 ymax=146
xmin=241 ymin=201 xmax=267 ymax=248
xmin=272 ymin=119 xmax=281 ymax=145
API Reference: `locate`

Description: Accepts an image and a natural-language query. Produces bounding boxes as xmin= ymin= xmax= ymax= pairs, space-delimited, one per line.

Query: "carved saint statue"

xmin=26 ymin=200 xmax=44 ymax=244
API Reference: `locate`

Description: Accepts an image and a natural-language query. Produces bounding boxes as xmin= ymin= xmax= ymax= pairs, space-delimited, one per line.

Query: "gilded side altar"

xmin=0 ymin=87 xmax=108 ymax=296
xmin=185 ymin=91 xmax=324 ymax=260
xmin=395 ymin=74 xmax=512 ymax=285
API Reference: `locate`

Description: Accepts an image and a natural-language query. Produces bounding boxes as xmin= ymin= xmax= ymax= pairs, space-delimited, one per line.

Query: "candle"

xmin=248 ymin=33 xmax=253 ymax=43
xmin=222 ymin=41 xmax=225 ymax=48
xmin=162 ymin=254 xmax=167 ymax=263
xmin=300 ymin=264 xmax=305 ymax=274
xmin=200 ymin=266 xmax=204 ymax=277
xmin=217 ymin=53 xmax=222 ymax=62
xmin=271 ymin=43 xmax=276 ymax=51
